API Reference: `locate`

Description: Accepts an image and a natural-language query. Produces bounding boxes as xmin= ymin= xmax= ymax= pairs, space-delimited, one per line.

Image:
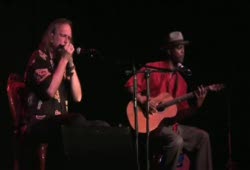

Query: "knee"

xmin=164 ymin=135 xmax=183 ymax=151
xmin=161 ymin=136 xmax=183 ymax=155
xmin=199 ymin=129 xmax=211 ymax=145
xmin=201 ymin=130 xmax=210 ymax=141
xmin=173 ymin=136 xmax=184 ymax=149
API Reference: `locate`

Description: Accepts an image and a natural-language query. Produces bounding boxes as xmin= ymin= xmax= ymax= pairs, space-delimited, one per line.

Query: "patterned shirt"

xmin=24 ymin=49 xmax=69 ymax=122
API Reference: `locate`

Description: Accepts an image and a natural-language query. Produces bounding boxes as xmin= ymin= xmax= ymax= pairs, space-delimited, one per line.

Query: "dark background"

xmin=0 ymin=0 xmax=249 ymax=169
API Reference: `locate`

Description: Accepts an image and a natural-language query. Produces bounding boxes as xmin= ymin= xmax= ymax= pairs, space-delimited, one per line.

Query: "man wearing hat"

xmin=124 ymin=31 xmax=213 ymax=170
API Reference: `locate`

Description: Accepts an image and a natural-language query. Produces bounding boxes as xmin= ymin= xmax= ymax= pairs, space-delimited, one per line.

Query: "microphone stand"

xmin=133 ymin=66 xmax=175 ymax=170
xmin=226 ymin=82 xmax=238 ymax=170
xmin=145 ymin=68 xmax=151 ymax=170
xmin=132 ymin=64 xmax=140 ymax=170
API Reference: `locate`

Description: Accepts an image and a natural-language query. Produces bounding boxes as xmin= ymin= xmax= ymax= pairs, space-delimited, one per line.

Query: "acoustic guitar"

xmin=126 ymin=84 xmax=224 ymax=133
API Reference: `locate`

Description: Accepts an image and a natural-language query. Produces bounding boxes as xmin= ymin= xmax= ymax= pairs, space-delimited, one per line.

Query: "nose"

xmin=64 ymin=39 xmax=69 ymax=44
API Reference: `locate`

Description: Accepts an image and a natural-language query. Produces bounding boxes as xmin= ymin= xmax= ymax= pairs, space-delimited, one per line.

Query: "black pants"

xmin=20 ymin=113 xmax=110 ymax=170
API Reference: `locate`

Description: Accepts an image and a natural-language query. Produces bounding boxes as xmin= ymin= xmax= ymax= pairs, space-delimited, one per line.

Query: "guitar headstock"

xmin=208 ymin=83 xmax=225 ymax=92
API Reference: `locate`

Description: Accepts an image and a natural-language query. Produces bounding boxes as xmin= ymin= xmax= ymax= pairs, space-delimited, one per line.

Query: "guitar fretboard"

xmin=156 ymin=85 xmax=221 ymax=111
xmin=157 ymin=92 xmax=194 ymax=110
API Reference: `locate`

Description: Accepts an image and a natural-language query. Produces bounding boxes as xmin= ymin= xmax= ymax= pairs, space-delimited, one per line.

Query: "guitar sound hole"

xmin=157 ymin=106 xmax=164 ymax=112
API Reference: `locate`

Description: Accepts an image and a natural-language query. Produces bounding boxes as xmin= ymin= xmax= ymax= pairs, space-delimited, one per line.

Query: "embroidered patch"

xmin=38 ymin=50 xmax=48 ymax=60
xmin=34 ymin=68 xmax=51 ymax=83
xmin=55 ymin=110 xmax=62 ymax=116
xmin=37 ymin=100 xmax=43 ymax=110
xmin=54 ymin=90 xmax=61 ymax=103
xmin=27 ymin=93 xmax=35 ymax=106
xmin=31 ymin=59 xmax=36 ymax=64
xmin=35 ymin=115 xmax=46 ymax=120
xmin=65 ymin=100 xmax=68 ymax=112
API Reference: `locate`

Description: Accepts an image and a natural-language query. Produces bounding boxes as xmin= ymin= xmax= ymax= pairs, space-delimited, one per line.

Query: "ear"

xmin=49 ymin=32 xmax=54 ymax=43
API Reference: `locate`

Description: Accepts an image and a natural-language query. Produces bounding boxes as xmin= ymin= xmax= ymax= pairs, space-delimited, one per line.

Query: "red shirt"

xmin=125 ymin=61 xmax=195 ymax=121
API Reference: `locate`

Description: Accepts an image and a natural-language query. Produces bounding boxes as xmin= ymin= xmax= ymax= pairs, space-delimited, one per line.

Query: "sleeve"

xmin=25 ymin=51 xmax=53 ymax=100
xmin=124 ymin=66 xmax=147 ymax=94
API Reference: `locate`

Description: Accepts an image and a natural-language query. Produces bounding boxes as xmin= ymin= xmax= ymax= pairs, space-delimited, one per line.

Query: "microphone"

xmin=177 ymin=63 xmax=192 ymax=76
xmin=75 ymin=47 xmax=98 ymax=58
xmin=57 ymin=45 xmax=101 ymax=59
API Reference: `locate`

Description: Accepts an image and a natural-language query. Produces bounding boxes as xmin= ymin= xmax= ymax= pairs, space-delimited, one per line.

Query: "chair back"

xmin=6 ymin=73 xmax=28 ymax=134
xmin=7 ymin=73 xmax=49 ymax=170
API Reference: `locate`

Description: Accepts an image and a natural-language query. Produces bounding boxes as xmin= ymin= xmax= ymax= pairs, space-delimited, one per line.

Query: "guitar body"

xmin=126 ymin=93 xmax=177 ymax=133
xmin=126 ymin=83 xmax=224 ymax=133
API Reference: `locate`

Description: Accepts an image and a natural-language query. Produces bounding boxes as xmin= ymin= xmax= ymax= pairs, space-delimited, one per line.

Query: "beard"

xmin=171 ymin=55 xmax=184 ymax=65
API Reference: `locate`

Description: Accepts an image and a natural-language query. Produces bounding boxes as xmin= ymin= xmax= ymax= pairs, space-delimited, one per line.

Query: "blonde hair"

xmin=39 ymin=18 xmax=73 ymax=52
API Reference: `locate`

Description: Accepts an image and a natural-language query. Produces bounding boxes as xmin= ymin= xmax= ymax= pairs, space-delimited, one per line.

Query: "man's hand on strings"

xmin=195 ymin=85 xmax=208 ymax=108
xmin=136 ymin=94 xmax=158 ymax=114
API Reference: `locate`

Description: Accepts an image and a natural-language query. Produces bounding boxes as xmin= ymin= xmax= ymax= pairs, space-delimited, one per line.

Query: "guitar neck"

xmin=158 ymin=92 xmax=195 ymax=109
xmin=157 ymin=85 xmax=213 ymax=109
